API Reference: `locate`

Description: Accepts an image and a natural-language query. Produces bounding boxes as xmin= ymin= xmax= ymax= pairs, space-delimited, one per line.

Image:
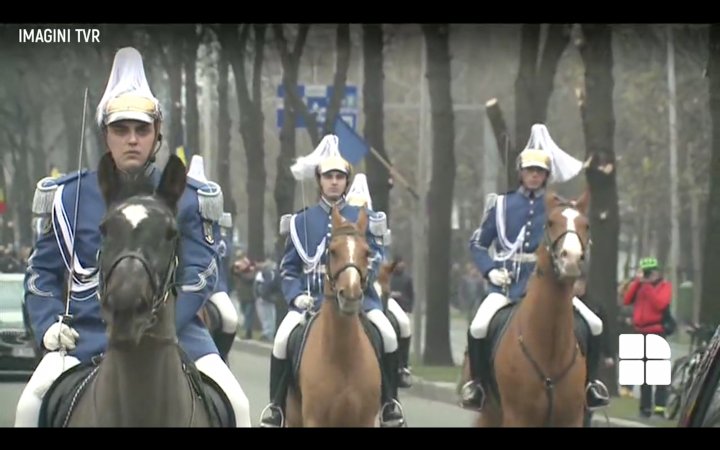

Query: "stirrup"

xmin=259 ymin=404 xmax=285 ymax=428
xmin=460 ymin=380 xmax=486 ymax=411
xmin=380 ymin=399 xmax=407 ymax=428
xmin=585 ymin=381 xmax=610 ymax=411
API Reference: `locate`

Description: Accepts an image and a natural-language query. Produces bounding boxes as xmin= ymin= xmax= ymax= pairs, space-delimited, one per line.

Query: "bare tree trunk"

xmin=362 ymin=24 xmax=391 ymax=218
xmin=511 ymin=25 xmax=570 ymax=186
xmin=577 ymin=23 xmax=620 ymax=396
xmin=324 ymin=24 xmax=351 ymax=136
xmin=216 ymin=43 xmax=235 ymax=218
xmin=229 ymin=25 xmax=268 ymax=261
xmin=700 ymin=24 xmax=720 ymax=325
xmin=272 ymin=24 xmax=310 ymax=256
xmin=183 ymin=26 xmax=201 ymax=159
xmin=421 ymin=24 xmax=455 ymax=366
xmin=157 ymin=38 xmax=184 ymax=158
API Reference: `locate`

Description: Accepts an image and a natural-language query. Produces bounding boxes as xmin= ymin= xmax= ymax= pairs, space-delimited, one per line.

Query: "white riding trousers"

xmin=387 ymin=298 xmax=411 ymax=338
xmin=572 ymin=296 xmax=603 ymax=336
xmin=470 ymin=292 xmax=511 ymax=339
xmin=372 ymin=281 xmax=411 ymax=339
xmin=469 ymin=293 xmax=604 ymax=339
xmin=195 ymin=353 xmax=251 ymax=427
xmin=208 ymin=291 xmax=239 ymax=333
xmin=15 ymin=351 xmax=81 ymax=427
xmin=366 ymin=309 xmax=398 ymax=353
xmin=272 ymin=310 xmax=304 ymax=359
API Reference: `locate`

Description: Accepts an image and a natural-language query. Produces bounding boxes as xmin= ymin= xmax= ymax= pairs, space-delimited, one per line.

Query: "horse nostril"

xmin=560 ymin=250 xmax=568 ymax=258
xmin=338 ymin=288 xmax=345 ymax=299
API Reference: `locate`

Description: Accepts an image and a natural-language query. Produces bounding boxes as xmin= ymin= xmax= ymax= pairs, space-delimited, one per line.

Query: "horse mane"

xmin=331 ymin=220 xmax=360 ymax=237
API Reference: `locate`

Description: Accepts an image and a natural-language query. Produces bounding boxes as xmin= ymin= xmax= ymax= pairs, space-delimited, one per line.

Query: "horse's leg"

xmin=476 ymin=399 xmax=502 ymax=427
xmin=285 ymin=388 xmax=302 ymax=427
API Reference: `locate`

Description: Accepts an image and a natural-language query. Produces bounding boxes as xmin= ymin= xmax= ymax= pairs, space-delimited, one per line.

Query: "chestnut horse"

xmin=285 ymin=206 xmax=383 ymax=427
xmin=462 ymin=189 xmax=592 ymax=427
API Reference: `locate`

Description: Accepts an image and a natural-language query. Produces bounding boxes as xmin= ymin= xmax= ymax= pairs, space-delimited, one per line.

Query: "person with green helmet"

xmin=623 ymin=256 xmax=673 ymax=418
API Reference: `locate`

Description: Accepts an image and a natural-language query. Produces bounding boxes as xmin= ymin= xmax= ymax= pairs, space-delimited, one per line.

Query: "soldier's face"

xmin=520 ymin=167 xmax=548 ymax=190
xmin=106 ymin=120 xmax=157 ymax=172
xmin=320 ymin=171 xmax=348 ymax=201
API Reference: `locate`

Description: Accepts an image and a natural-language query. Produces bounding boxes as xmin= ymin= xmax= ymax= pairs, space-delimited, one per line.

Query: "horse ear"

xmin=545 ymin=189 xmax=559 ymax=212
xmin=97 ymin=152 xmax=120 ymax=207
xmin=575 ymin=188 xmax=591 ymax=215
xmin=331 ymin=204 xmax=343 ymax=229
xmin=356 ymin=207 xmax=368 ymax=233
xmin=156 ymin=154 xmax=187 ymax=210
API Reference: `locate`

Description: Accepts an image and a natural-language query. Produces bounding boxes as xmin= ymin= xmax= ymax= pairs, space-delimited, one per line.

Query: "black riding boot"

xmin=585 ymin=334 xmax=610 ymax=410
xmin=259 ymin=355 xmax=290 ymax=428
xmin=397 ymin=336 xmax=413 ymax=388
xmin=215 ymin=331 xmax=236 ymax=364
xmin=380 ymin=350 xmax=406 ymax=427
xmin=460 ymin=332 xmax=487 ymax=410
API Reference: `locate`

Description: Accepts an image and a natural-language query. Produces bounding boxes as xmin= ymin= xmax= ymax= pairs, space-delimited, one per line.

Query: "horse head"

xmin=543 ymin=189 xmax=591 ymax=281
xmin=324 ymin=205 xmax=370 ymax=316
xmin=96 ymin=153 xmax=186 ymax=346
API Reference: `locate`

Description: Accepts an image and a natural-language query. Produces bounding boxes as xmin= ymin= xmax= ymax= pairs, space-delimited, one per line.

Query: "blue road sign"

xmin=277 ymin=84 xmax=358 ymax=131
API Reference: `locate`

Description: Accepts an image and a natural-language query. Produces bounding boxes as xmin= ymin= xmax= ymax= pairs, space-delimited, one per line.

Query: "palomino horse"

xmin=284 ymin=206 xmax=383 ymax=427
xmin=463 ymin=189 xmax=592 ymax=427
xmin=42 ymin=154 xmax=226 ymax=427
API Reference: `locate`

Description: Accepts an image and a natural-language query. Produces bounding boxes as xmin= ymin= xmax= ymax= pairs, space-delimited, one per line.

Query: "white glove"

xmin=488 ymin=268 xmax=511 ymax=287
xmin=293 ymin=294 xmax=315 ymax=310
xmin=43 ymin=322 xmax=80 ymax=351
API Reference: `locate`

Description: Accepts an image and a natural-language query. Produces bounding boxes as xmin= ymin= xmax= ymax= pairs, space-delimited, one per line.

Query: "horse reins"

xmin=98 ymin=240 xmax=179 ymax=331
xmin=517 ymin=203 xmax=588 ymax=426
xmin=324 ymin=227 xmax=370 ymax=304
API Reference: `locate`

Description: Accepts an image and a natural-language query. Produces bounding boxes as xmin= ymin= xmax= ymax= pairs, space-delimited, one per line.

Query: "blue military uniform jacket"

xmin=469 ymin=187 xmax=546 ymax=302
xmin=280 ymin=198 xmax=385 ymax=313
xmin=24 ymin=165 xmax=223 ymax=363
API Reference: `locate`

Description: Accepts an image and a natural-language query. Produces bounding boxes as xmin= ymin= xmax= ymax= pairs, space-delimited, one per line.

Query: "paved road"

xmin=0 ymin=347 xmax=477 ymax=427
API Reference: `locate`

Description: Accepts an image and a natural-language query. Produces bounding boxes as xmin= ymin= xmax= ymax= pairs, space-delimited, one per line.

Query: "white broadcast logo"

xmin=618 ymin=334 xmax=672 ymax=386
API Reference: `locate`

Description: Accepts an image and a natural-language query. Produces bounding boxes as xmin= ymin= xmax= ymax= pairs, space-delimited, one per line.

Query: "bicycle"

xmin=664 ymin=323 xmax=716 ymax=420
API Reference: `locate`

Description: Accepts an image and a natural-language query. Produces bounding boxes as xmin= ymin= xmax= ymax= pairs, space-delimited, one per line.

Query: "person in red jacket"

xmin=623 ymin=257 xmax=673 ymax=418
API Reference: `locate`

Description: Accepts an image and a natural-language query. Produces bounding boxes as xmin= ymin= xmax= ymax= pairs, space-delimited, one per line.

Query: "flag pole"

xmin=368 ymin=146 xmax=420 ymax=201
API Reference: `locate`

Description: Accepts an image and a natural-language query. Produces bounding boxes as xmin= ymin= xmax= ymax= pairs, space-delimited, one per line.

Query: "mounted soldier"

xmin=347 ymin=173 xmax=413 ymax=388
xmin=461 ymin=124 xmax=609 ymax=412
xmin=187 ymin=155 xmax=239 ymax=363
xmin=259 ymin=135 xmax=406 ymax=427
xmin=15 ymin=47 xmax=251 ymax=427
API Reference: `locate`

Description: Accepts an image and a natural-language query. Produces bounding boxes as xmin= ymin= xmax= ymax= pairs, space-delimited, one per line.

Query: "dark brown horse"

xmin=284 ymin=206 xmax=382 ymax=427
xmin=463 ymin=189 xmax=592 ymax=427
xmin=63 ymin=154 xmax=215 ymax=427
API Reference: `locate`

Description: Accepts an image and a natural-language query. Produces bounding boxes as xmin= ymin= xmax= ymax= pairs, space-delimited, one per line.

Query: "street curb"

xmin=233 ymin=338 xmax=651 ymax=428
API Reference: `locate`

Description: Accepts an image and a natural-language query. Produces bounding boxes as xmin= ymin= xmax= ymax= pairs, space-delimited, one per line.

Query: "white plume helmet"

xmin=347 ymin=173 xmax=373 ymax=210
xmin=290 ymin=134 xmax=350 ymax=181
xmin=96 ymin=47 xmax=161 ymax=128
xmin=187 ymin=155 xmax=207 ymax=182
xmin=519 ymin=124 xmax=583 ymax=184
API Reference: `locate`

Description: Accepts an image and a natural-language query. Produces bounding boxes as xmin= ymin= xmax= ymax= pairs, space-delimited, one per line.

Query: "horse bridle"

xmin=97 ymin=238 xmax=179 ymax=328
xmin=324 ymin=228 xmax=370 ymax=301
xmin=541 ymin=204 xmax=591 ymax=277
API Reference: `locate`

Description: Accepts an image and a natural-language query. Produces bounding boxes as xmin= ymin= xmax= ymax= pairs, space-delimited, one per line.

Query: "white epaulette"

xmin=279 ymin=214 xmax=292 ymax=236
xmin=187 ymin=177 xmax=223 ymax=222
xmin=32 ymin=170 xmax=88 ymax=216
xmin=369 ymin=211 xmax=387 ymax=237
xmin=482 ymin=192 xmax=498 ymax=224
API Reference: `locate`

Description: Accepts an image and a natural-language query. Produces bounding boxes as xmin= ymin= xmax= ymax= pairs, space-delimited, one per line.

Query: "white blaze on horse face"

xmin=345 ymin=237 xmax=360 ymax=287
xmin=121 ymin=204 xmax=149 ymax=229
xmin=560 ymin=208 xmax=583 ymax=259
